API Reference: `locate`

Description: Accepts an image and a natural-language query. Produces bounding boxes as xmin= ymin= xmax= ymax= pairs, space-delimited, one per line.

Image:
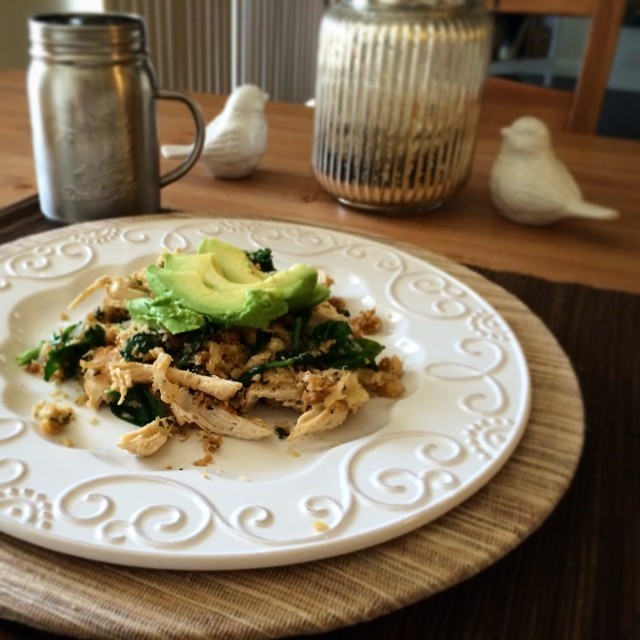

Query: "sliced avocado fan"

xmin=127 ymin=238 xmax=330 ymax=332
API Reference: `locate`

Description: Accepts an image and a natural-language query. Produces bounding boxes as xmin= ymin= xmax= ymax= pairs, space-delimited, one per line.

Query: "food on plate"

xmin=31 ymin=400 xmax=74 ymax=435
xmin=17 ymin=238 xmax=404 ymax=460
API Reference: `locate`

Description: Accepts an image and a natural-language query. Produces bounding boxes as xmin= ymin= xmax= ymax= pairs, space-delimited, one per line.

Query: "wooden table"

xmin=0 ymin=68 xmax=638 ymax=640
xmin=1 ymin=68 xmax=639 ymax=293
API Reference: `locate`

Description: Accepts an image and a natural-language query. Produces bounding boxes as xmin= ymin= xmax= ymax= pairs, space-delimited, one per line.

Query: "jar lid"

xmin=29 ymin=13 xmax=148 ymax=61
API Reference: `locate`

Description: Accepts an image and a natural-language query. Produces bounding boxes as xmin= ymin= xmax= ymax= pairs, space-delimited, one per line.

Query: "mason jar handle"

xmin=156 ymin=89 xmax=205 ymax=187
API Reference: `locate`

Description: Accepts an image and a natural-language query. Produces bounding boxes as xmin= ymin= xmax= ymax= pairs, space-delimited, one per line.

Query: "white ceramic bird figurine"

xmin=162 ymin=84 xmax=268 ymax=179
xmin=490 ymin=116 xmax=618 ymax=226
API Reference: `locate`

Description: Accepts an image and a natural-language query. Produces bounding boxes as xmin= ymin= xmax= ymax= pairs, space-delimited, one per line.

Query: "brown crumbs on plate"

xmin=194 ymin=431 xmax=222 ymax=466
xmin=351 ymin=308 xmax=382 ymax=337
xmin=32 ymin=400 xmax=74 ymax=435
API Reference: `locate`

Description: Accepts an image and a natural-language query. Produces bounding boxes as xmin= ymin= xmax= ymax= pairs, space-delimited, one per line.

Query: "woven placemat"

xmin=0 ymin=221 xmax=584 ymax=640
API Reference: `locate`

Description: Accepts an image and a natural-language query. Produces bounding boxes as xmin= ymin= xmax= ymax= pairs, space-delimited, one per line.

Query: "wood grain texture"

xmin=486 ymin=0 xmax=594 ymax=15
xmin=489 ymin=0 xmax=626 ymax=134
xmin=570 ymin=0 xmax=627 ymax=133
xmin=0 ymin=217 xmax=584 ymax=640
xmin=0 ymin=68 xmax=639 ymax=296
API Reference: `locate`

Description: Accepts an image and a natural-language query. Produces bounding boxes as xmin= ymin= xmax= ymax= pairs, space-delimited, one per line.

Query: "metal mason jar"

xmin=27 ymin=13 xmax=205 ymax=223
xmin=312 ymin=0 xmax=493 ymax=213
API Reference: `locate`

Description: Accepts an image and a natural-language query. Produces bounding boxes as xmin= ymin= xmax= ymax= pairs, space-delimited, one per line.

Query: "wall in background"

xmin=105 ymin=0 xmax=325 ymax=103
xmin=0 ymin=0 xmax=103 ymax=71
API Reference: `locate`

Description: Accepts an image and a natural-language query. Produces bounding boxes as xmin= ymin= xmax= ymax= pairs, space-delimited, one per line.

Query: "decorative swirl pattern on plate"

xmin=228 ymin=494 xmax=349 ymax=544
xmin=347 ymin=432 xmax=465 ymax=510
xmin=56 ymin=475 xmax=213 ymax=549
xmin=468 ymin=310 xmax=512 ymax=341
xmin=300 ymin=495 xmax=346 ymax=534
xmin=0 ymin=417 xmax=26 ymax=442
xmin=69 ymin=228 xmax=120 ymax=245
xmin=0 ymin=459 xmax=28 ymax=485
xmin=389 ymin=271 xmax=471 ymax=319
xmin=160 ymin=223 xmax=237 ymax=253
xmin=3 ymin=241 xmax=94 ymax=283
xmin=159 ymin=229 xmax=204 ymax=253
xmin=463 ymin=418 xmax=516 ymax=460
xmin=426 ymin=339 xmax=508 ymax=416
xmin=120 ymin=221 xmax=259 ymax=253
xmin=343 ymin=243 xmax=406 ymax=273
xmin=120 ymin=225 xmax=163 ymax=246
xmin=249 ymin=225 xmax=340 ymax=256
xmin=0 ymin=486 xmax=53 ymax=530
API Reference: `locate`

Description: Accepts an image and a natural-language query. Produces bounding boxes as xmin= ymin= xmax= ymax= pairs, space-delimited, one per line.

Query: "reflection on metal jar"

xmin=312 ymin=0 xmax=493 ymax=214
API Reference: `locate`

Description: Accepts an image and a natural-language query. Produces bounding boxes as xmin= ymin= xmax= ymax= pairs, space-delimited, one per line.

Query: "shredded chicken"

xmin=81 ymin=346 xmax=121 ymax=409
xmin=173 ymin=389 xmax=271 ymax=440
xmin=68 ymin=276 xmax=147 ymax=310
xmin=118 ymin=417 xmax=174 ymax=457
xmin=306 ymin=300 xmax=346 ymax=330
xmin=109 ymin=357 xmax=242 ymax=402
xmin=290 ymin=403 xmax=350 ymax=440
xmin=289 ymin=369 xmax=370 ymax=440
xmin=150 ymin=352 xmax=270 ymax=440
xmin=243 ymin=368 xmax=304 ymax=410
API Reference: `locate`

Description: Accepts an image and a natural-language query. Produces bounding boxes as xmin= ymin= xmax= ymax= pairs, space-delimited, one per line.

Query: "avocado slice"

xmin=146 ymin=266 xmax=288 ymax=329
xmin=132 ymin=240 xmax=331 ymax=331
xmin=152 ymin=254 xmax=322 ymax=308
xmin=198 ymin=238 xmax=268 ymax=284
xmin=195 ymin=240 xmax=328 ymax=306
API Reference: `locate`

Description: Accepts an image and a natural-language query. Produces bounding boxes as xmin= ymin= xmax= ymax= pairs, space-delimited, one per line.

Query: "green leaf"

xmin=121 ymin=324 xmax=218 ymax=370
xmin=121 ymin=332 xmax=162 ymax=362
xmin=173 ymin=326 xmax=210 ymax=368
xmin=15 ymin=342 xmax=43 ymax=366
xmin=109 ymin=384 xmax=166 ymax=427
xmin=245 ymin=247 xmax=275 ymax=273
xmin=43 ymin=323 xmax=106 ymax=381
xmin=237 ymin=319 xmax=384 ymax=386
xmin=310 ymin=320 xmax=384 ymax=369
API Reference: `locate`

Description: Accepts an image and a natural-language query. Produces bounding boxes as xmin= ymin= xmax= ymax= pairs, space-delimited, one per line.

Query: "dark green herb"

xmin=121 ymin=332 xmax=162 ymax=362
xmin=237 ymin=319 xmax=383 ymax=386
xmin=108 ymin=384 xmax=166 ymax=427
xmin=174 ymin=326 xmax=210 ymax=368
xmin=291 ymin=315 xmax=304 ymax=351
xmin=15 ymin=342 xmax=43 ymax=366
xmin=311 ymin=320 xmax=384 ymax=370
xmin=94 ymin=306 xmax=130 ymax=324
xmin=43 ymin=323 xmax=106 ymax=381
xmin=275 ymin=426 xmax=290 ymax=439
xmin=238 ymin=350 xmax=316 ymax=385
xmin=245 ymin=247 xmax=275 ymax=273
xmin=247 ymin=329 xmax=272 ymax=357
xmin=52 ymin=323 xmax=80 ymax=346
xmin=121 ymin=323 xmax=217 ymax=369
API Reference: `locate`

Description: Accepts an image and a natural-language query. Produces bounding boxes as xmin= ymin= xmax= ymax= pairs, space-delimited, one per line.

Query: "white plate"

xmin=0 ymin=216 xmax=530 ymax=570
